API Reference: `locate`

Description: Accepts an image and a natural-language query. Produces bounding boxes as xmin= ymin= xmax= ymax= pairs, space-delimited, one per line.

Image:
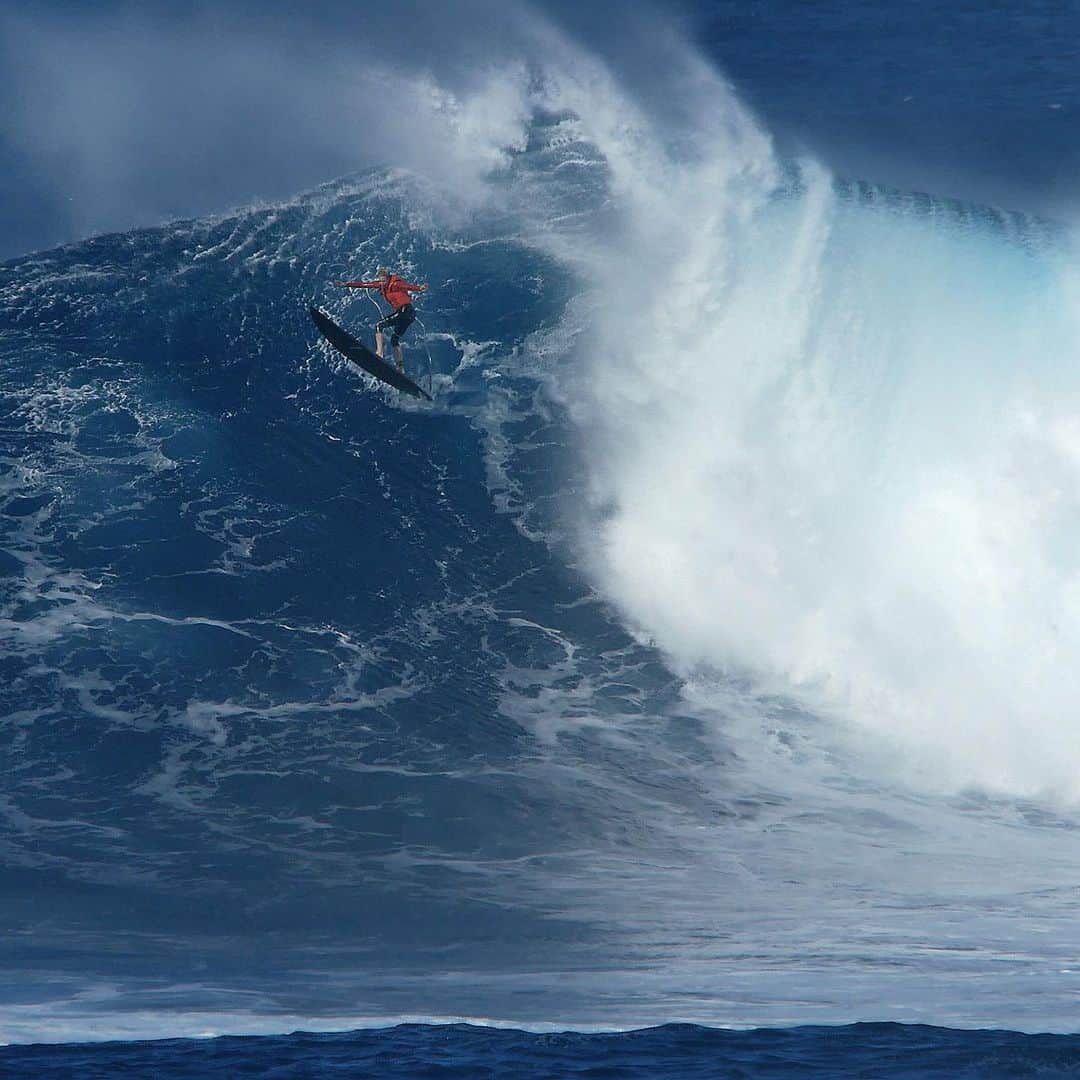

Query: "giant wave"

xmin=4 ymin=22 xmax=1080 ymax=1044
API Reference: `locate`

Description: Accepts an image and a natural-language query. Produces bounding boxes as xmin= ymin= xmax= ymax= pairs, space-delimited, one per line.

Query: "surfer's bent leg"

xmin=375 ymin=312 xmax=397 ymax=360
xmin=389 ymin=305 xmax=416 ymax=373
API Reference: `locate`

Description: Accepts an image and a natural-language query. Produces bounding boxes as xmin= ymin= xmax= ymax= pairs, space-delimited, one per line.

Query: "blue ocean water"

xmin=6 ymin=1022 xmax=1080 ymax=1079
xmin=5 ymin=2 xmax=1080 ymax=1076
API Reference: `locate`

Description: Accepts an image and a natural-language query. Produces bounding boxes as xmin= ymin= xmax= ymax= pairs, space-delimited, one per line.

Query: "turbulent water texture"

xmin=4 ymin=26 xmax=1080 ymax=1048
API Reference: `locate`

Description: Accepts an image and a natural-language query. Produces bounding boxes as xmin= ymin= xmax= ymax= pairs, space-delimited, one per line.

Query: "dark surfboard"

xmin=309 ymin=305 xmax=432 ymax=401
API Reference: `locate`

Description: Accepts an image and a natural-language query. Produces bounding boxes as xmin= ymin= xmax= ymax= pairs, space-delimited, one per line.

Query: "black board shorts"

xmin=376 ymin=303 xmax=416 ymax=345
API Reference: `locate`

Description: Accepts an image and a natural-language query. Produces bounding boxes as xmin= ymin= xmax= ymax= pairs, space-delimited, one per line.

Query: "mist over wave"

xmin=553 ymin=100 xmax=1080 ymax=800
xmin=412 ymin=24 xmax=1080 ymax=801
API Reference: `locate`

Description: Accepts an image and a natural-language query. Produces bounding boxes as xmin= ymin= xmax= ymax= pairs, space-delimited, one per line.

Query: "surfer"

xmin=334 ymin=268 xmax=428 ymax=372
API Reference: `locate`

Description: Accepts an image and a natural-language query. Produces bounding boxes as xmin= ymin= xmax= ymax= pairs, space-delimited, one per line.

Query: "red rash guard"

xmin=341 ymin=275 xmax=423 ymax=310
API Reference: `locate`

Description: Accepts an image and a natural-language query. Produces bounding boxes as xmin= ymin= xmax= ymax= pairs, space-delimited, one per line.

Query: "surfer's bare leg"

xmin=375 ymin=330 xmax=386 ymax=359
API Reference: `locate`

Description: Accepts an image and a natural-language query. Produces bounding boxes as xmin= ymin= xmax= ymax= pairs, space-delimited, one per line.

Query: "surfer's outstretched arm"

xmin=331 ymin=279 xmax=427 ymax=293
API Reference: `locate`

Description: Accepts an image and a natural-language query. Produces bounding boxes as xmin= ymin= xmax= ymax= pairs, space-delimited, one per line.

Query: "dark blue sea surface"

xmin=5 ymin=0 xmax=1080 ymax=1075
xmin=6 ymin=1022 xmax=1080 ymax=1079
xmin=700 ymin=0 xmax=1080 ymax=215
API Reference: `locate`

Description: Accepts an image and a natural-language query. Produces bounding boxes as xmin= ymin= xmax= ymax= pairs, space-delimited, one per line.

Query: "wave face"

xmin=4 ymin=26 xmax=1080 ymax=1044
